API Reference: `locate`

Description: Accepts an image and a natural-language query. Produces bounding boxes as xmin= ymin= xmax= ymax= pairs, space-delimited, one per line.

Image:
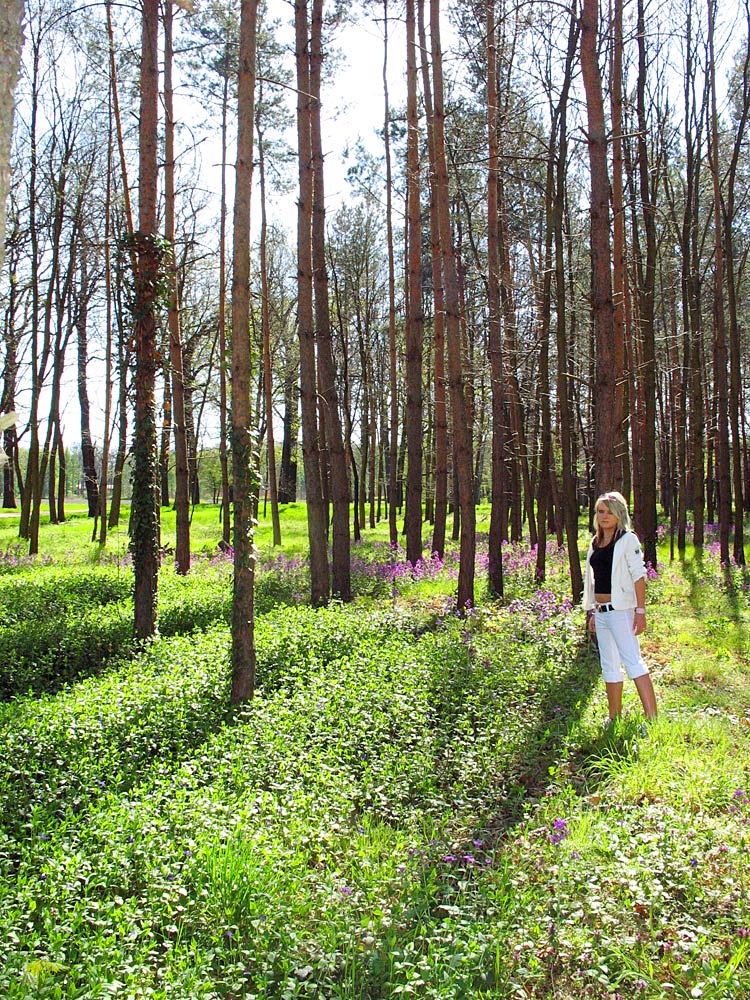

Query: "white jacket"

xmin=582 ymin=530 xmax=647 ymax=611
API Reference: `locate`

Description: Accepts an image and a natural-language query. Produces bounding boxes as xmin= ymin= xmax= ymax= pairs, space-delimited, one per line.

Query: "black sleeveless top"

xmin=590 ymin=536 xmax=616 ymax=593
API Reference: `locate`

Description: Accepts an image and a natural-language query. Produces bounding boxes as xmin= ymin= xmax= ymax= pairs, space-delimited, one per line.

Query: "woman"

xmin=583 ymin=491 xmax=657 ymax=722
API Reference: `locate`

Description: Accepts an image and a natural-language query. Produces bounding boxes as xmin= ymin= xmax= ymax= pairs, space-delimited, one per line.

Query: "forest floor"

xmin=0 ymin=505 xmax=748 ymax=998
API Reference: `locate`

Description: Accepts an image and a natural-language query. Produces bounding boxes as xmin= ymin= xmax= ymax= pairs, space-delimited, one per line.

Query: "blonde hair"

xmin=594 ymin=491 xmax=631 ymax=546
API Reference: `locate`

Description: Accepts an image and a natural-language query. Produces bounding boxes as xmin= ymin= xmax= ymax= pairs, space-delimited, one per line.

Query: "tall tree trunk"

xmin=257 ymin=112 xmax=282 ymax=547
xmin=498 ymin=175 xmax=535 ymax=545
xmin=430 ymin=0 xmax=474 ymax=609
xmin=108 ymin=322 xmax=130 ymax=530
xmin=665 ymin=169 xmax=687 ymax=553
xmin=106 ymin=0 xmax=136 ymax=251
xmin=48 ymin=189 xmax=84 ymax=528
xmin=106 ymin=0 xmax=133 ymax=534
xmin=183 ymin=359 xmax=201 ymax=505
xmin=75 ymin=257 xmax=99 ymax=516
xmin=331 ymin=272 xmax=359 ymax=541
xmin=383 ymin=0 xmax=399 ymax=548
xmin=555 ymin=6 xmax=582 ymax=601
xmin=397 ymin=417 xmax=407 ymax=513
xmin=721 ymin=1 xmax=750 ymax=565
xmin=278 ymin=367 xmax=298 ymax=503
xmin=581 ymin=0 xmax=618 ymax=493
xmin=665 ymin=239 xmax=687 ymax=557
xmin=99 ymin=120 xmax=115 ymax=545
xmin=368 ymin=397 xmax=377 ymax=529
xmin=534 ymin=10 xmax=578 ymax=586
xmin=57 ymin=435 xmax=66 ymax=521
xmin=310 ymin=0 xmax=350 ymax=599
xmin=535 ymin=254 xmax=551 ymax=586
xmin=48 ymin=389 xmax=61 ymax=524
xmin=707 ymin=0 xmax=731 ymax=567
xmin=417 ymin=0 xmax=448 ymax=560
xmin=132 ymin=0 xmax=161 ymax=638
xmin=2 ymin=215 xmax=21 ymax=508
xmin=219 ymin=46 xmax=231 ymax=545
xmin=164 ymin=0 xmax=191 ymax=574
xmin=230 ymin=0 xmax=259 ymax=703
xmin=295 ymin=0 xmax=329 ymax=605
xmin=609 ymin=0 xmax=627 ymax=488
xmin=21 ymin=28 xmax=47 ymax=551
xmin=684 ymin=0 xmax=705 ymax=551
xmin=634 ymin=0 xmax=658 ymax=568
xmin=159 ymin=331 xmax=172 ymax=506
xmin=486 ymin=0 xmax=505 ymax=597
xmin=357 ymin=315 xmax=370 ymax=533
xmin=404 ymin=0 xmax=424 ymax=567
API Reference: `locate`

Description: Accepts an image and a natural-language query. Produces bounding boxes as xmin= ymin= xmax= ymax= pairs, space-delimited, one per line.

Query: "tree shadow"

xmin=476 ymin=635 xmax=607 ymax=842
xmin=678 ymin=551 xmax=749 ymax=653
xmin=328 ymin=630 xmax=631 ymax=998
xmin=417 ymin=623 xmax=609 ymax=845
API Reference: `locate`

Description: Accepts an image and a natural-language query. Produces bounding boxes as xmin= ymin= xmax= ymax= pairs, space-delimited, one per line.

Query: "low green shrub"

xmin=0 ymin=604 xmax=586 ymax=998
xmin=0 ymin=625 xmax=231 ymax=841
xmin=0 ymin=565 xmax=132 ymax=624
xmin=157 ymin=569 xmax=233 ymax=633
xmin=0 ymin=604 xmax=417 ymax=842
xmin=0 ymin=602 xmax=134 ymax=699
xmin=0 ymin=566 xmax=232 ymax=699
xmin=0 ymin=560 xmax=340 ymax=699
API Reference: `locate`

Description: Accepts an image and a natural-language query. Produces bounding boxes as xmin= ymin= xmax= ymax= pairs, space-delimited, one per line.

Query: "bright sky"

xmin=262 ymin=0 xmax=409 ymax=217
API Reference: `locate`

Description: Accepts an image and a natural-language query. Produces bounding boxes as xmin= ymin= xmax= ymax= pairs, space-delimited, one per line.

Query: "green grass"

xmin=0 ymin=501 xmax=349 ymax=565
xmin=0 ymin=506 xmax=748 ymax=998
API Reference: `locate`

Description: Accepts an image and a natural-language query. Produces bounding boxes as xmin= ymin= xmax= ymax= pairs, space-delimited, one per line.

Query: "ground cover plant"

xmin=0 ymin=507 xmax=748 ymax=998
xmin=0 ymin=606 xmax=432 ymax=843
xmin=0 ymin=554 xmax=313 ymax=699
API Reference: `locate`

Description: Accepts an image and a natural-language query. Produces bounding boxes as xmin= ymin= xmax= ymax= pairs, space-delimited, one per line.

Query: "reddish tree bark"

xmin=404 ymin=0 xmax=424 ymax=568
xmin=707 ymin=0 xmax=731 ymax=567
xmin=383 ymin=0 xmax=399 ymax=548
xmin=257 ymin=107 xmax=282 ymax=548
xmin=230 ymin=0 xmax=259 ymax=703
xmin=164 ymin=0 xmax=191 ymax=574
xmin=581 ymin=0 xmax=618 ymax=493
xmin=430 ymin=0 xmax=475 ymax=609
xmin=486 ymin=0 xmax=505 ymax=597
xmin=310 ymin=0 xmax=350 ymax=600
xmin=417 ymin=0 xmax=448 ymax=561
xmin=295 ymin=0 xmax=329 ymax=605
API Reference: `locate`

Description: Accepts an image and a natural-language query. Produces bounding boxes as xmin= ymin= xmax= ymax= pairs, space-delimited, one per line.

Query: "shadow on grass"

xmin=324 ymin=632 xmax=621 ymax=999
xmin=478 ymin=635 xmax=604 ymax=841
xmin=418 ymin=623 xmax=607 ymax=843
xmin=679 ymin=551 xmax=750 ymax=653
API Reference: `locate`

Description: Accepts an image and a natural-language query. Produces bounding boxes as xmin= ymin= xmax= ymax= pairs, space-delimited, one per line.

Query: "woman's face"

xmin=596 ymin=502 xmax=617 ymax=533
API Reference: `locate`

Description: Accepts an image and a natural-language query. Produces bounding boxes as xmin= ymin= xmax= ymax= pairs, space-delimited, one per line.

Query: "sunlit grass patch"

xmin=584 ymin=714 xmax=746 ymax=812
xmin=0 ymin=582 xmax=588 ymax=998
xmin=1 ymin=516 xmax=749 ymax=997
xmin=500 ymin=741 xmax=750 ymax=998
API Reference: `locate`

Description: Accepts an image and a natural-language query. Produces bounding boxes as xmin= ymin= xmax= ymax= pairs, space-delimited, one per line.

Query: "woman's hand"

xmin=633 ymin=610 xmax=646 ymax=636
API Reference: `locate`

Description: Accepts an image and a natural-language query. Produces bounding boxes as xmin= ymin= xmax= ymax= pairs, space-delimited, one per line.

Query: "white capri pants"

xmin=594 ymin=608 xmax=650 ymax=684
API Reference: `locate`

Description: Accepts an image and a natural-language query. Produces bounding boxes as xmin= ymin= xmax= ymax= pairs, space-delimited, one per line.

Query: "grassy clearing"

xmin=0 ymin=502 xmax=324 ymax=566
xmin=0 ymin=508 xmax=748 ymax=998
